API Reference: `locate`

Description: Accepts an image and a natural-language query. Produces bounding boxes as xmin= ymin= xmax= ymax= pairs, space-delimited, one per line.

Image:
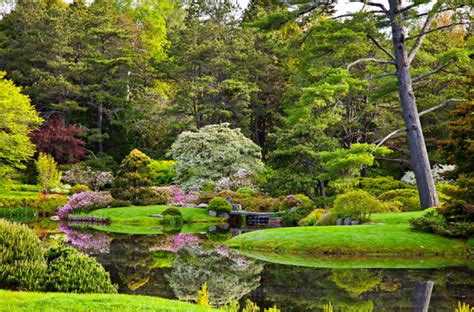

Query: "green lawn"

xmin=370 ymin=209 xmax=433 ymax=224
xmin=0 ymin=290 xmax=214 ymax=312
xmin=226 ymin=210 xmax=469 ymax=257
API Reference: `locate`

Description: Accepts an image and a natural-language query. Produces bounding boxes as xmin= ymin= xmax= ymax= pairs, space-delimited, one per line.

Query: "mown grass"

xmin=90 ymin=222 xmax=217 ymax=235
xmin=226 ymin=210 xmax=469 ymax=257
xmin=0 ymin=290 xmax=214 ymax=312
xmin=370 ymin=209 xmax=433 ymax=224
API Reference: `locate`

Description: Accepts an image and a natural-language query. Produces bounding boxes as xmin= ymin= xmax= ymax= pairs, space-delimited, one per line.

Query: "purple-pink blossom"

xmin=156 ymin=185 xmax=198 ymax=206
xmin=60 ymin=223 xmax=111 ymax=253
xmin=58 ymin=191 xmax=111 ymax=218
xmin=155 ymin=233 xmax=199 ymax=253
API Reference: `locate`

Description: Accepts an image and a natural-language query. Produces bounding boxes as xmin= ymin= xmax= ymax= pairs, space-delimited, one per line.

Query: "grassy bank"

xmin=226 ymin=211 xmax=469 ymax=257
xmin=90 ymin=222 xmax=216 ymax=235
xmin=0 ymin=290 xmax=212 ymax=312
xmin=89 ymin=205 xmax=221 ymax=225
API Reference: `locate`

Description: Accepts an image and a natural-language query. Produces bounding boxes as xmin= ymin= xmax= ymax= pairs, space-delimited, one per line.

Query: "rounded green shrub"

xmin=236 ymin=187 xmax=255 ymax=197
xmin=332 ymin=190 xmax=383 ymax=221
xmin=356 ymin=176 xmax=413 ymax=196
xmin=149 ymin=160 xmax=176 ymax=186
xmin=378 ymin=189 xmax=421 ymax=211
xmin=71 ymin=184 xmax=89 ymax=194
xmin=208 ymin=197 xmax=232 ymax=213
xmin=0 ymin=219 xmax=46 ymax=290
xmin=162 ymin=207 xmax=182 ymax=217
xmin=298 ymin=208 xmax=328 ymax=226
xmin=43 ymin=247 xmax=117 ymax=293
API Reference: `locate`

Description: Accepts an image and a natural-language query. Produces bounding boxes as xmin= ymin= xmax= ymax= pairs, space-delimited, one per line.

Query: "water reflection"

xmin=6 ymin=217 xmax=474 ymax=311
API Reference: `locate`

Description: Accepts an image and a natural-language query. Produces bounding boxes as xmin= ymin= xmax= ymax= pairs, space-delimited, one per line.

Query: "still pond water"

xmin=15 ymin=217 xmax=474 ymax=311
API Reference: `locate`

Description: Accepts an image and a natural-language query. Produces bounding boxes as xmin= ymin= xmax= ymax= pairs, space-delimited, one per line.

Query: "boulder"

xmin=343 ymin=217 xmax=352 ymax=225
xmin=50 ymin=215 xmax=60 ymax=221
xmin=336 ymin=218 xmax=343 ymax=226
xmin=219 ymin=212 xmax=230 ymax=220
xmin=150 ymin=214 xmax=163 ymax=218
xmin=198 ymin=203 xmax=208 ymax=208
xmin=208 ymin=225 xmax=217 ymax=232
xmin=351 ymin=220 xmax=360 ymax=225
xmin=208 ymin=210 xmax=217 ymax=217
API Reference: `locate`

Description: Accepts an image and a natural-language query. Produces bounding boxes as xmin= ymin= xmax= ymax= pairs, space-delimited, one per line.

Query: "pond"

xmin=13 ymin=217 xmax=474 ymax=311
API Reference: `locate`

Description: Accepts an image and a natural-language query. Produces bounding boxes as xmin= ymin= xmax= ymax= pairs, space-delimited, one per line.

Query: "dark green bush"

xmin=198 ymin=190 xmax=280 ymax=212
xmin=107 ymin=199 xmax=132 ymax=208
xmin=332 ymin=190 xmax=383 ymax=221
xmin=43 ymin=247 xmax=117 ymax=293
xmin=0 ymin=219 xmax=46 ymax=290
xmin=410 ymin=211 xmax=474 ymax=238
xmin=208 ymin=197 xmax=232 ymax=213
xmin=279 ymin=194 xmax=313 ymax=211
xmin=282 ymin=205 xmax=314 ymax=226
xmin=378 ymin=189 xmax=421 ymax=211
xmin=162 ymin=207 xmax=182 ymax=216
xmin=113 ymin=187 xmax=171 ymax=206
xmin=162 ymin=215 xmax=183 ymax=226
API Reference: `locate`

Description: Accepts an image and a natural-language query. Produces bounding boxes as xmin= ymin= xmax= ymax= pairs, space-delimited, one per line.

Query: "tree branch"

xmin=347 ymin=58 xmax=394 ymax=70
xmin=369 ymin=72 xmax=396 ymax=80
xmin=367 ymin=34 xmax=395 ymax=61
xmin=407 ymin=14 xmax=436 ymax=64
xmin=406 ymin=22 xmax=465 ymax=41
xmin=375 ymin=98 xmax=466 ymax=147
xmin=364 ymin=1 xmax=389 ymax=14
xmin=412 ymin=61 xmax=452 ymax=83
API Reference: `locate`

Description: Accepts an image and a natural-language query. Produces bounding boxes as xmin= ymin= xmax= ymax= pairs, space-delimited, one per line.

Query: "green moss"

xmin=0 ymin=290 xmax=214 ymax=311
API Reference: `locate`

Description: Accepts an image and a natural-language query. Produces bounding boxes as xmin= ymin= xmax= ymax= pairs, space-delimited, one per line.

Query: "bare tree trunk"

xmin=388 ymin=0 xmax=439 ymax=208
xmin=412 ymin=281 xmax=433 ymax=312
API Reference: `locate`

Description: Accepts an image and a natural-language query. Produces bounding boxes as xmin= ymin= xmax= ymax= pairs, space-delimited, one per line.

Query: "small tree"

xmin=113 ymin=149 xmax=154 ymax=189
xmin=36 ymin=153 xmax=62 ymax=194
xmin=171 ymin=123 xmax=265 ymax=190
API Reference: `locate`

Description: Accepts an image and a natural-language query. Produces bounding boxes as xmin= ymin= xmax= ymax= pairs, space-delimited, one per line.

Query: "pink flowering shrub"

xmin=154 ymin=233 xmax=199 ymax=253
xmin=57 ymin=191 xmax=111 ymax=218
xmin=60 ymin=223 xmax=111 ymax=253
xmin=157 ymin=185 xmax=198 ymax=206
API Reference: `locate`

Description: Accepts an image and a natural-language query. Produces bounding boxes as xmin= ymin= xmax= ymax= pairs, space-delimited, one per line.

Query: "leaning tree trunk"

xmin=388 ymin=0 xmax=439 ymax=208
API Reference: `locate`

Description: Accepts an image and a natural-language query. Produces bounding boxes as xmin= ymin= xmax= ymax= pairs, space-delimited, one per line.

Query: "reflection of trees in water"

xmin=166 ymin=245 xmax=263 ymax=306
xmin=251 ymin=264 xmax=473 ymax=312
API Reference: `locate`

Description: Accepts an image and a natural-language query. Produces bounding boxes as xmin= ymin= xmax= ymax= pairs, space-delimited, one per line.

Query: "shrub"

xmin=298 ymin=209 xmax=328 ymax=226
xmin=162 ymin=207 xmax=182 ymax=217
xmin=62 ymin=165 xmax=113 ymax=191
xmin=171 ymin=123 xmax=265 ymax=190
xmin=280 ymin=194 xmax=315 ymax=226
xmin=42 ymin=247 xmax=117 ymax=293
xmin=0 ymin=194 xmax=67 ymax=215
xmin=410 ymin=211 xmax=474 ymax=238
xmin=36 ymin=153 xmax=62 ymax=194
xmin=0 ymin=219 xmax=46 ymax=290
xmin=112 ymin=149 xmax=154 ymax=191
xmin=156 ymin=185 xmax=198 ymax=206
xmin=57 ymin=191 xmax=111 ymax=218
xmin=71 ymin=184 xmax=90 ymax=194
xmin=236 ymin=187 xmax=255 ymax=197
xmin=279 ymin=194 xmax=313 ymax=211
xmin=208 ymin=197 xmax=232 ymax=213
xmin=332 ymin=190 xmax=383 ymax=221
xmin=149 ymin=160 xmax=176 ymax=186
xmin=356 ymin=176 xmax=413 ymax=196
xmin=124 ymin=187 xmax=171 ymax=206
xmin=378 ymin=189 xmax=421 ymax=211
xmin=162 ymin=215 xmax=184 ymax=227
xmin=106 ymin=199 xmax=132 ymax=208
xmin=198 ymin=191 xmax=280 ymax=212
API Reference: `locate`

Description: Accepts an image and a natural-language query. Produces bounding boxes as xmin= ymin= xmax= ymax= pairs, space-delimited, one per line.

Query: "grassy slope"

xmin=0 ymin=290 xmax=213 ymax=312
xmin=226 ymin=210 xmax=468 ymax=257
xmin=89 ymin=205 xmax=221 ymax=224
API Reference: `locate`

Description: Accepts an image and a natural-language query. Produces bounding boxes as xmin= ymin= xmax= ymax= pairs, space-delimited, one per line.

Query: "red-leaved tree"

xmin=31 ymin=118 xmax=85 ymax=164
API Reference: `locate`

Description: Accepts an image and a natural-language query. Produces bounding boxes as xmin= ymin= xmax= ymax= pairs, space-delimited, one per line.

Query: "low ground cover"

xmin=226 ymin=211 xmax=469 ymax=257
xmin=0 ymin=290 xmax=214 ymax=312
xmin=89 ymin=205 xmax=222 ymax=224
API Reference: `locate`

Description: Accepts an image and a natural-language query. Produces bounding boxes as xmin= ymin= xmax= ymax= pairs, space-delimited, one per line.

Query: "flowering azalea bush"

xmin=60 ymin=223 xmax=111 ymax=253
xmin=154 ymin=233 xmax=199 ymax=253
xmin=157 ymin=185 xmax=198 ymax=206
xmin=215 ymin=168 xmax=256 ymax=192
xmin=57 ymin=191 xmax=111 ymax=218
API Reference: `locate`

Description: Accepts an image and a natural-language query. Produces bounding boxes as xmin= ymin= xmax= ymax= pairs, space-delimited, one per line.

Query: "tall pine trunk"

xmin=388 ymin=0 xmax=439 ymax=208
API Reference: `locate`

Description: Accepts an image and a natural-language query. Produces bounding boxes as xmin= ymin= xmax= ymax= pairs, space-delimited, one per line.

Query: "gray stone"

xmin=217 ymin=223 xmax=230 ymax=230
xmin=351 ymin=220 xmax=360 ymax=225
xmin=208 ymin=210 xmax=217 ymax=217
xmin=208 ymin=225 xmax=217 ymax=232
xmin=290 ymin=207 xmax=297 ymax=213
xmin=336 ymin=218 xmax=343 ymax=226
xmin=50 ymin=215 xmax=60 ymax=221
xmin=219 ymin=212 xmax=230 ymax=220
xmin=343 ymin=217 xmax=352 ymax=225
xmin=198 ymin=203 xmax=208 ymax=208
xmin=150 ymin=214 xmax=163 ymax=218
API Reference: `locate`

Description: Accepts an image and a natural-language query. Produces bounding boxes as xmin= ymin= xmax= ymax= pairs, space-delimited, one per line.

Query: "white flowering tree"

xmin=171 ymin=123 xmax=265 ymax=190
